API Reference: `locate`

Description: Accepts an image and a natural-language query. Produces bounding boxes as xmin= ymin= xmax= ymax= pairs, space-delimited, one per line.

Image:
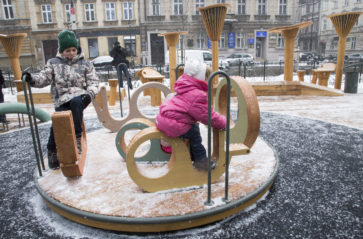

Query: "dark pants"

xmin=0 ymin=86 xmax=6 ymax=122
xmin=117 ymin=64 xmax=132 ymax=89
xmin=181 ymin=124 xmax=206 ymax=162
xmin=47 ymin=96 xmax=89 ymax=151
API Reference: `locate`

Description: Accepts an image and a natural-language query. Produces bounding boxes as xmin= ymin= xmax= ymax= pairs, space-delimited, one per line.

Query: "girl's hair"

xmin=205 ymin=66 xmax=212 ymax=81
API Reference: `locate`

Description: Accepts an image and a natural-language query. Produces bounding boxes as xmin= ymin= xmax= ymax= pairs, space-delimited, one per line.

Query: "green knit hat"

xmin=58 ymin=30 xmax=78 ymax=53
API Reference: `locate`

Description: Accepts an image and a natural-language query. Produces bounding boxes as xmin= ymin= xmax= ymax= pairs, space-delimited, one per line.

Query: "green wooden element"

xmin=0 ymin=102 xmax=51 ymax=122
xmin=115 ymin=120 xmax=170 ymax=162
xmin=215 ymin=78 xmax=248 ymax=145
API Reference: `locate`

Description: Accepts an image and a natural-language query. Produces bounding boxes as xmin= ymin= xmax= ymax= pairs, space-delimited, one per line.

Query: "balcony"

xmin=254 ymin=15 xmax=270 ymax=21
xmin=37 ymin=22 xmax=57 ymax=29
xmin=103 ymin=20 xmax=118 ymax=26
xmin=0 ymin=18 xmax=31 ymax=30
xmin=170 ymin=15 xmax=188 ymax=22
xmin=83 ymin=21 xmax=98 ymax=26
xmin=146 ymin=15 xmax=165 ymax=22
xmin=275 ymin=15 xmax=291 ymax=21
xmin=235 ymin=14 xmax=250 ymax=21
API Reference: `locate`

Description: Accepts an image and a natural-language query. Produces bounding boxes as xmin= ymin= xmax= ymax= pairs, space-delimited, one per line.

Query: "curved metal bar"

xmin=206 ymin=70 xmax=231 ymax=205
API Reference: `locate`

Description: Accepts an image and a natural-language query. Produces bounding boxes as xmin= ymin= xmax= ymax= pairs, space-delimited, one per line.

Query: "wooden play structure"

xmin=328 ymin=11 xmax=363 ymax=90
xmin=313 ymin=63 xmax=336 ymax=87
xmin=297 ymin=70 xmax=306 ymax=82
xmin=268 ymin=21 xmax=312 ymax=82
xmin=136 ymin=67 xmax=165 ymax=106
xmin=32 ymin=3 xmax=278 ymax=233
xmin=0 ymin=33 xmax=27 ymax=92
xmin=158 ymin=31 xmax=187 ymax=91
xmin=52 ymin=111 xmax=87 ymax=177
xmin=199 ymin=3 xmax=229 ymax=89
xmin=107 ymin=79 xmax=125 ymax=106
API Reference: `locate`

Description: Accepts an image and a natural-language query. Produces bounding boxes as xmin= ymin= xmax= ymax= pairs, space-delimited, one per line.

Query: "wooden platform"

xmin=252 ymin=81 xmax=343 ymax=96
xmin=35 ymin=128 xmax=278 ymax=232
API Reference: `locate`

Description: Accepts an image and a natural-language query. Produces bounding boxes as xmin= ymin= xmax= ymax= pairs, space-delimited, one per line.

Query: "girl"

xmin=156 ymin=59 xmax=226 ymax=171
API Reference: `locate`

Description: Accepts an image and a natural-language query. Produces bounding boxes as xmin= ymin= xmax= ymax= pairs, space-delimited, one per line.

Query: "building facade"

xmin=1 ymin=0 xmax=300 ymax=69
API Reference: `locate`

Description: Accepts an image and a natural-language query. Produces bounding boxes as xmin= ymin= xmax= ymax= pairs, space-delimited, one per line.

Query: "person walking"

xmin=110 ymin=41 xmax=132 ymax=89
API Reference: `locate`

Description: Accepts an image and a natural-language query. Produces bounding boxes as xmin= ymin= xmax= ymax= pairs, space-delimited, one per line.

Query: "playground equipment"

xmin=136 ymin=67 xmax=165 ymax=106
xmin=158 ymin=31 xmax=187 ymax=91
xmin=297 ymin=70 xmax=306 ymax=82
xmin=268 ymin=21 xmax=312 ymax=82
xmin=0 ymin=103 xmax=50 ymax=122
xmin=328 ymin=11 xmax=363 ymax=90
xmin=314 ymin=63 xmax=336 ymax=87
xmin=30 ymin=4 xmax=277 ymax=232
xmin=0 ymin=33 xmax=27 ymax=92
xmin=93 ymin=81 xmax=171 ymax=132
xmin=199 ymin=3 xmax=229 ymax=89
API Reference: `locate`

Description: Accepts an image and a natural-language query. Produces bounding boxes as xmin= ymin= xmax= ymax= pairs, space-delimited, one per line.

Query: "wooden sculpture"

xmin=198 ymin=4 xmax=229 ymax=89
xmin=52 ymin=111 xmax=87 ymax=177
xmin=125 ymin=76 xmax=260 ymax=192
xmin=0 ymin=33 xmax=27 ymax=92
xmin=136 ymin=67 xmax=165 ymax=106
xmin=158 ymin=32 xmax=188 ymax=92
xmin=328 ymin=12 xmax=363 ymax=90
xmin=268 ymin=21 xmax=312 ymax=82
xmin=92 ymin=82 xmax=171 ymax=132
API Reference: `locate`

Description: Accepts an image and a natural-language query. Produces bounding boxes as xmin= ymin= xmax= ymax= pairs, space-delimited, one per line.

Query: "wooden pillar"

xmin=268 ymin=21 xmax=312 ymax=82
xmin=0 ymin=33 xmax=27 ymax=92
xmin=311 ymin=70 xmax=317 ymax=84
xmin=328 ymin=12 xmax=362 ymax=90
xmin=158 ymin=32 xmax=187 ymax=92
xmin=108 ymin=79 xmax=118 ymax=106
xmin=282 ymin=28 xmax=299 ymax=82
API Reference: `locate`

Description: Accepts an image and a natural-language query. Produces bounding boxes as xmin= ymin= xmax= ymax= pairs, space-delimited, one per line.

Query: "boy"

xmin=23 ymin=30 xmax=99 ymax=169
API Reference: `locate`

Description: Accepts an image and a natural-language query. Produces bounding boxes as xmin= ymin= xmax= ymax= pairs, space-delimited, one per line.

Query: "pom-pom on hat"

xmin=184 ymin=59 xmax=207 ymax=81
xmin=58 ymin=30 xmax=78 ymax=53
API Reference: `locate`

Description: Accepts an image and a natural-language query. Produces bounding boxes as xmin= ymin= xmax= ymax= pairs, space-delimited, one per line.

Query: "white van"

xmin=165 ymin=49 xmax=212 ymax=69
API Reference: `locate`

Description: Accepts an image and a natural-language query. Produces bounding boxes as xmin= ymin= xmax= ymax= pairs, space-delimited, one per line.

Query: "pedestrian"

xmin=0 ymin=69 xmax=8 ymax=123
xmin=155 ymin=59 xmax=226 ymax=171
xmin=110 ymin=41 xmax=132 ymax=89
xmin=23 ymin=30 xmax=99 ymax=170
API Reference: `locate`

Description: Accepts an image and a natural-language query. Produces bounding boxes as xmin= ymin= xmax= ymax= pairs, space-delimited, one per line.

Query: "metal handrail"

xmin=205 ymin=70 xmax=231 ymax=205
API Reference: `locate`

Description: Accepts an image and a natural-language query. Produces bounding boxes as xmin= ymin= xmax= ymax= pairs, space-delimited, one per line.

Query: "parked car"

xmin=219 ymin=53 xmax=255 ymax=67
xmin=346 ymin=53 xmax=363 ymax=64
xmin=91 ymin=56 xmax=113 ymax=68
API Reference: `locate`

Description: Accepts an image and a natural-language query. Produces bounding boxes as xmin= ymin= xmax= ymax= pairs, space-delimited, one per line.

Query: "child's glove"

xmin=22 ymin=72 xmax=33 ymax=83
xmin=81 ymin=94 xmax=91 ymax=106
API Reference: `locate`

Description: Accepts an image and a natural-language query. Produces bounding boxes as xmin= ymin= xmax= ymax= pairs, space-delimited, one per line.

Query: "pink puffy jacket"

xmin=156 ymin=74 xmax=226 ymax=137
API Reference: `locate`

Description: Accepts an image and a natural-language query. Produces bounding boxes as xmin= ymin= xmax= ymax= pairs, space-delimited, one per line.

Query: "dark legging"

xmin=181 ymin=124 xmax=206 ymax=162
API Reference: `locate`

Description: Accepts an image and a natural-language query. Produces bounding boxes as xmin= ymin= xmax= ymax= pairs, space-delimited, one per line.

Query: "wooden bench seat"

xmin=313 ymin=63 xmax=336 ymax=87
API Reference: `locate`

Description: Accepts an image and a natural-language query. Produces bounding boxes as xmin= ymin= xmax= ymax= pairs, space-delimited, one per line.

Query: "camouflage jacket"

xmin=31 ymin=52 xmax=99 ymax=108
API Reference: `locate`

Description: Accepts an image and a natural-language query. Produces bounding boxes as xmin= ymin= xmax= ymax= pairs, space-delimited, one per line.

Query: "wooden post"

xmin=0 ymin=33 xmax=27 ymax=92
xmin=268 ymin=21 xmax=312 ymax=82
xmin=328 ymin=12 xmax=362 ymax=90
xmin=158 ymin=32 xmax=187 ymax=92
xmin=311 ymin=70 xmax=317 ymax=84
xmin=297 ymin=70 xmax=306 ymax=82
xmin=108 ymin=79 xmax=118 ymax=106
xmin=199 ymin=3 xmax=229 ymax=90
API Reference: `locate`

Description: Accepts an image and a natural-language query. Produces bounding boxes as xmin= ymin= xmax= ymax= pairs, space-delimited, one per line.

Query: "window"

xmin=323 ymin=19 xmax=327 ymax=30
xmin=219 ymin=32 xmax=225 ymax=48
xmin=124 ymin=36 xmax=136 ymax=56
xmin=344 ymin=0 xmax=349 ymax=6
xmin=351 ymin=37 xmax=356 ymax=49
xmin=2 ymin=0 xmax=14 ymax=19
xmin=152 ymin=0 xmax=160 ymax=16
xmin=217 ymin=0 xmax=226 ymax=3
xmin=105 ymin=2 xmax=115 ymax=21
xmin=197 ymin=33 xmax=205 ymax=49
xmin=258 ymin=0 xmax=266 ymax=15
xmin=41 ymin=4 xmax=52 ymax=23
xmin=65 ymin=4 xmax=71 ymax=22
xmin=277 ymin=34 xmax=284 ymax=48
xmin=238 ymin=0 xmax=246 ymax=15
xmin=279 ymin=0 xmax=287 ymax=15
xmin=236 ymin=32 xmax=246 ymax=48
xmin=84 ymin=3 xmax=95 ymax=21
xmin=108 ymin=37 xmax=118 ymax=53
xmin=195 ymin=0 xmax=204 ymax=15
xmin=174 ymin=0 xmax=183 ymax=15
xmin=88 ymin=38 xmax=98 ymax=58
xmin=333 ymin=0 xmax=338 ymax=8
xmin=123 ymin=2 xmax=133 ymax=20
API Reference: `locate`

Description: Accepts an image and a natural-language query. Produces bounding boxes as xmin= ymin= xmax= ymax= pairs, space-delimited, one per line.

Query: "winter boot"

xmin=48 ymin=149 xmax=59 ymax=170
xmin=193 ymin=157 xmax=216 ymax=171
xmin=76 ymin=136 xmax=82 ymax=154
